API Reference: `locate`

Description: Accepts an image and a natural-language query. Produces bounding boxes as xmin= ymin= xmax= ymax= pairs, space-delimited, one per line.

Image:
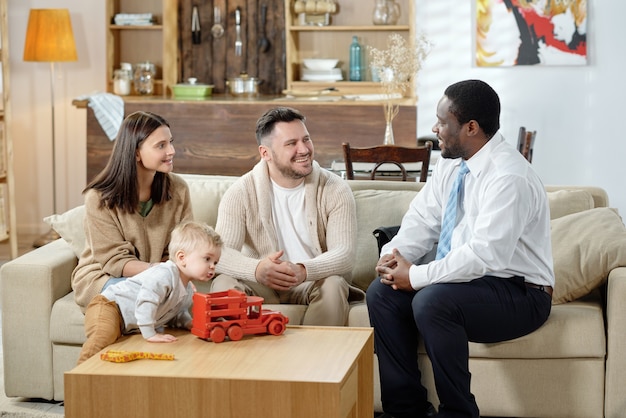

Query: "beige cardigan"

xmin=71 ymin=173 xmax=193 ymax=310
xmin=215 ymin=160 xmax=357 ymax=283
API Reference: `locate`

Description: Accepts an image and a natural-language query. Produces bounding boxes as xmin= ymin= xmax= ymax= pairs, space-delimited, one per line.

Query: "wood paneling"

xmin=84 ymin=99 xmax=417 ymax=182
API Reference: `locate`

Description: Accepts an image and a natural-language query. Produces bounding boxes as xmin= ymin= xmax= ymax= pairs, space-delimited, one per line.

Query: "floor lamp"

xmin=23 ymin=9 xmax=78 ymax=247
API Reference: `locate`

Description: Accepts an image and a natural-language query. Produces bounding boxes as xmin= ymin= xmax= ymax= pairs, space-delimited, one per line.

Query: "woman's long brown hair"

xmin=85 ymin=111 xmax=172 ymax=213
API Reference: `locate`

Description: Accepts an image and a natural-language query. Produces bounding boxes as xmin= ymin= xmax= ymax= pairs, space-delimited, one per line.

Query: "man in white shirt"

xmin=367 ymin=80 xmax=554 ymax=418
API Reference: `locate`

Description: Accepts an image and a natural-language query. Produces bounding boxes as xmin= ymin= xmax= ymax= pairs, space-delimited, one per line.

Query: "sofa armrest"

xmin=0 ymin=239 xmax=77 ymax=400
xmin=605 ymin=266 xmax=626 ymax=418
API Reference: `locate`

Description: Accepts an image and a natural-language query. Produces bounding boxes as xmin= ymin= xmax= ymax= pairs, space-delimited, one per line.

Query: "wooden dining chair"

xmin=517 ymin=126 xmax=537 ymax=163
xmin=342 ymin=141 xmax=433 ymax=182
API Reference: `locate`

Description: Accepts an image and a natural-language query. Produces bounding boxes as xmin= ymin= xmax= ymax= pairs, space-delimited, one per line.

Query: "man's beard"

xmin=273 ymin=153 xmax=313 ymax=179
xmin=439 ymin=132 xmax=463 ymax=159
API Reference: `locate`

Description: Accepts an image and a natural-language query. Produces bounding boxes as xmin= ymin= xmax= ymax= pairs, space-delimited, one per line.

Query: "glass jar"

xmin=113 ymin=66 xmax=132 ymax=96
xmin=373 ymin=0 xmax=401 ymax=25
xmin=133 ymin=62 xmax=156 ymax=95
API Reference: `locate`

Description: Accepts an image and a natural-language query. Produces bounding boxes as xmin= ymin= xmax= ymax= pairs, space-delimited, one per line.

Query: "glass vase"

xmin=383 ymin=120 xmax=395 ymax=145
xmin=372 ymin=0 xmax=401 ymax=25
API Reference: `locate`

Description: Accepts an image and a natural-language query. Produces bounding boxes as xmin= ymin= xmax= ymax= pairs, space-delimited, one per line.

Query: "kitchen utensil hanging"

xmin=192 ymin=6 xmax=201 ymax=44
xmin=211 ymin=6 xmax=224 ymax=38
xmin=258 ymin=4 xmax=270 ymax=53
xmin=235 ymin=7 xmax=242 ymax=56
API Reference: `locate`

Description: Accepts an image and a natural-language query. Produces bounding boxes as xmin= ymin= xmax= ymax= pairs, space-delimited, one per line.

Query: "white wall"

xmin=415 ymin=0 xmax=626 ymax=216
xmin=8 ymin=0 xmax=105 ymax=234
xmin=7 ymin=1 xmax=626 ymax=235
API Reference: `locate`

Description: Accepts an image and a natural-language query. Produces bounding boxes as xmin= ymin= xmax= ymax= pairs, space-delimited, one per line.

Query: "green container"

xmin=171 ymin=78 xmax=214 ymax=99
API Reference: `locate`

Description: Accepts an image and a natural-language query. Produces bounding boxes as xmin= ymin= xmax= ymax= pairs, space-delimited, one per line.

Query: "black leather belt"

xmin=525 ymin=282 xmax=553 ymax=297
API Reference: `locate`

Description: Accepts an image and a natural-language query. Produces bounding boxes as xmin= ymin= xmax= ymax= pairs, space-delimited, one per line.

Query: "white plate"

xmin=301 ymin=74 xmax=343 ymax=81
xmin=301 ymin=68 xmax=342 ymax=76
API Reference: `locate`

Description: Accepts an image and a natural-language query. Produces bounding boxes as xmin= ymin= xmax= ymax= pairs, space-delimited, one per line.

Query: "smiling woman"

xmin=71 ymin=111 xmax=194 ymax=311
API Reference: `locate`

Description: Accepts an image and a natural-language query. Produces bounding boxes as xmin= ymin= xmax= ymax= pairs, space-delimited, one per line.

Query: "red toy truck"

xmin=191 ymin=289 xmax=289 ymax=343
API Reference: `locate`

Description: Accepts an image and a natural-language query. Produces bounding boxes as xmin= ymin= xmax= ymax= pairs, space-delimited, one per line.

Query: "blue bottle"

xmin=349 ymin=36 xmax=362 ymax=81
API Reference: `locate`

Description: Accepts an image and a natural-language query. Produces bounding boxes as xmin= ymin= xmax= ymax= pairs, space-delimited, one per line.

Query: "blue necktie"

xmin=436 ymin=161 xmax=469 ymax=260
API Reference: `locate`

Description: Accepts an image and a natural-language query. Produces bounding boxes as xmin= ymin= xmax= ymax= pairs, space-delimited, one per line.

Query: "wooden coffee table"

xmin=65 ymin=326 xmax=373 ymax=418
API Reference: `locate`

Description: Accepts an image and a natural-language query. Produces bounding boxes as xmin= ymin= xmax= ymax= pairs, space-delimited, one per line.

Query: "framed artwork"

xmin=476 ymin=0 xmax=588 ymax=66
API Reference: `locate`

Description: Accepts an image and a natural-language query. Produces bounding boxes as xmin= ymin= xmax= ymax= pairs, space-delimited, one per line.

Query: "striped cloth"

xmin=77 ymin=92 xmax=124 ymax=141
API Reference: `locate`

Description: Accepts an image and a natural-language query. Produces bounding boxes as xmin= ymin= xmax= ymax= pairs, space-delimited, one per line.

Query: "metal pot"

xmin=226 ymin=72 xmax=262 ymax=97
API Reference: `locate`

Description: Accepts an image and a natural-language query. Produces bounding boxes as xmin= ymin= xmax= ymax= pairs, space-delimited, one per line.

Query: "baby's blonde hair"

xmin=168 ymin=220 xmax=223 ymax=260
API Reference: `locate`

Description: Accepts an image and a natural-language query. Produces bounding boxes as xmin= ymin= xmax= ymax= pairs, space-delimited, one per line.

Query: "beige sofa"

xmin=2 ymin=173 xmax=626 ymax=418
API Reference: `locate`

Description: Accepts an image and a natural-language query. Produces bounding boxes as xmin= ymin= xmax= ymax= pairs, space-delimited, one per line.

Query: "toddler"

xmin=77 ymin=220 xmax=222 ymax=364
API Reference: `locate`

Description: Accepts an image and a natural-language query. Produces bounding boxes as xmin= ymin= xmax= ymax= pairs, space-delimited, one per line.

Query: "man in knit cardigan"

xmin=211 ymin=107 xmax=361 ymax=326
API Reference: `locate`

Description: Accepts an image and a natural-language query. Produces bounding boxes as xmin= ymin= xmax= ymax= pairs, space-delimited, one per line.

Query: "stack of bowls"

xmin=301 ymin=59 xmax=342 ymax=82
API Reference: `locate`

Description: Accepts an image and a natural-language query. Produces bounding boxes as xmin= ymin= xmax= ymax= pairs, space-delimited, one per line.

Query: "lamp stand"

xmin=33 ymin=62 xmax=61 ymax=248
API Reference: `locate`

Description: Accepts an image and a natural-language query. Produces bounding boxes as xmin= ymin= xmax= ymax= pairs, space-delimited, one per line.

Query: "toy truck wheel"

xmin=267 ymin=319 xmax=286 ymax=336
xmin=227 ymin=325 xmax=244 ymax=341
xmin=210 ymin=326 xmax=226 ymax=343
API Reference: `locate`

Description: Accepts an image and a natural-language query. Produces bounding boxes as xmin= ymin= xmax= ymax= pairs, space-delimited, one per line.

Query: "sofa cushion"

xmin=547 ymin=189 xmax=594 ymax=219
xmin=50 ymin=292 xmax=88 ymax=345
xmin=50 ymin=290 xmax=310 ymax=347
xmin=44 ymin=205 xmax=86 ymax=257
xmin=551 ymin=207 xmax=626 ymax=304
xmin=467 ymin=292 xmax=606 ymax=358
xmin=349 ymin=291 xmax=606 ymax=359
xmin=352 ymin=189 xmax=418 ymax=291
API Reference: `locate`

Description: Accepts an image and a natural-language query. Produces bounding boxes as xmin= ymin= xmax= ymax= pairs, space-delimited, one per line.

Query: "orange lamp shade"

xmin=23 ymin=9 xmax=78 ymax=62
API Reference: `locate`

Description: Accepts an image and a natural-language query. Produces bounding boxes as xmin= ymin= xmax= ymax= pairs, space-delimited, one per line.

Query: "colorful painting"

xmin=476 ymin=0 xmax=587 ymax=66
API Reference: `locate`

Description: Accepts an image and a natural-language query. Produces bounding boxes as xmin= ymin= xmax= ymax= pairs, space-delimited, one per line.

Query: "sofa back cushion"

xmin=44 ymin=174 xmax=612 ymax=302
xmin=180 ymin=174 xmax=238 ymax=227
xmin=551 ymin=207 xmax=626 ymax=303
xmin=351 ymin=189 xmax=418 ymax=291
xmin=547 ymin=189 xmax=595 ymax=220
xmin=44 ymin=205 xmax=86 ymax=257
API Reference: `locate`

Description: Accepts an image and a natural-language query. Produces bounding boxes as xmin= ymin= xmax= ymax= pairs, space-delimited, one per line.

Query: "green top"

xmin=138 ymin=199 xmax=154 ymax=217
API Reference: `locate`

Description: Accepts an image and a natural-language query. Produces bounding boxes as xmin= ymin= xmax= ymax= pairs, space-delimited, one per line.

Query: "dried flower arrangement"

xmin=368 ymin=33 xmax=431 ymax=144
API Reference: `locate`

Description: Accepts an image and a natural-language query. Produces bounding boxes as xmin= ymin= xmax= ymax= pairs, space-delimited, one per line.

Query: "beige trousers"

xmin=210 ymin=274 xmax=350 ymax=326
xmin=77 ymin=295 xmax=123 ymax=365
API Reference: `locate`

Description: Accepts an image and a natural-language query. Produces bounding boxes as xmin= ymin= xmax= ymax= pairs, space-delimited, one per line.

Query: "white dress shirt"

xmin=381 ymin=133 xmax=555 ymax=290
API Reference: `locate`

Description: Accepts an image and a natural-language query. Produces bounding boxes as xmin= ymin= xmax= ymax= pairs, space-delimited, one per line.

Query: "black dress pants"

xmin=366 ymin=275 xmax=551 ymax=418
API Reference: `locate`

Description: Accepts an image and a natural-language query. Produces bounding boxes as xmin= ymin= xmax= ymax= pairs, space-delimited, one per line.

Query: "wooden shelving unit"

xmin=105 ymin=0 xmax=178 ymax=97
xmin=284 ymin=0 xmax=415 ymax=99
xmin=0 ymin=0 xmax=18 ymax=259
xmin=104 ymin=1 xmax=414 ymax=100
